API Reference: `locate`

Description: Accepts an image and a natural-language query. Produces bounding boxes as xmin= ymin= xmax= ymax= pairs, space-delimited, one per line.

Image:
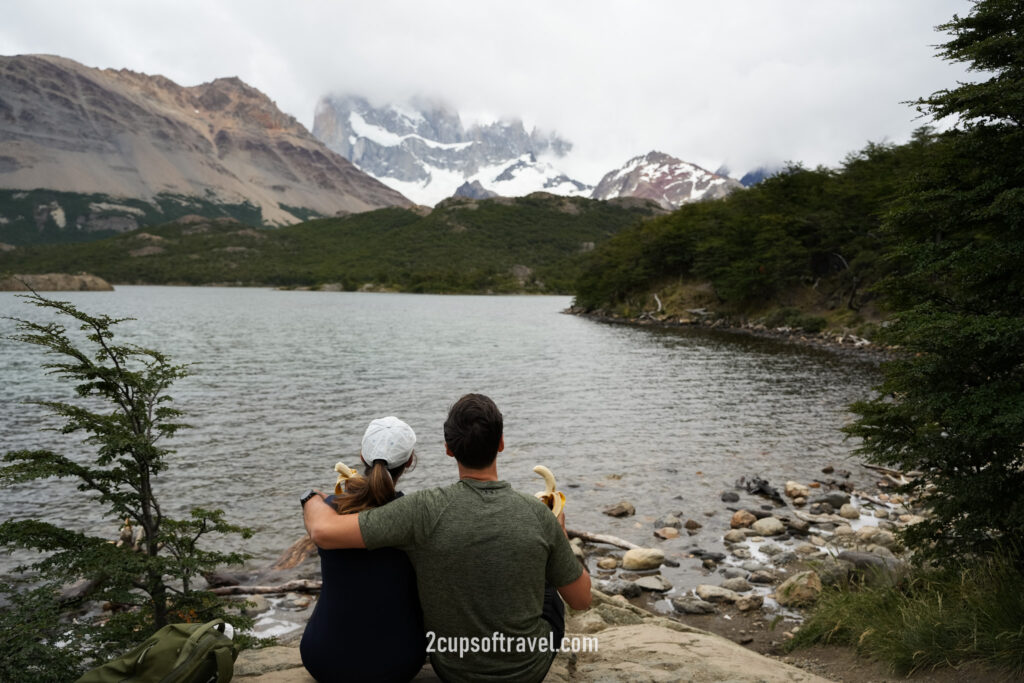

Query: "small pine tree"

xmin=846 ymin=0 xmax=1024 ymax=563
xmin=0 ymin=292 xmax=255 ymax=681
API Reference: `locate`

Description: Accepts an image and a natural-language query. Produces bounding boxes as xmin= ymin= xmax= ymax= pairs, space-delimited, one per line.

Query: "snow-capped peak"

xmin=591 ymin=151 xmax=743 ymax=209
xmin=312 ymin=94 xmax=586 ymax=206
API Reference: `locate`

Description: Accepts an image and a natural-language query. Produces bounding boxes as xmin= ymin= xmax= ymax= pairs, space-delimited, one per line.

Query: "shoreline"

xmin=565 ymin=307 xmax=894 ymax=359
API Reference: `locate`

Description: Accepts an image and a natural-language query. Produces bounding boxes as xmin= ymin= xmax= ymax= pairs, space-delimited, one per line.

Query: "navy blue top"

xmin=299 ymin=493 xmax=426 ymax=682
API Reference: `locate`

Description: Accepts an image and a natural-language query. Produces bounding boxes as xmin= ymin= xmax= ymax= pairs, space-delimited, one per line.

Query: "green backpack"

xmin=75 ymin=619 xmax=238 ymax=683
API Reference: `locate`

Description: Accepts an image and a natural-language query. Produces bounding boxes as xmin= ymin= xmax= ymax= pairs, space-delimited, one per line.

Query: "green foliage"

xmin=573 ymin=136 xmax=936 ymax=312
xmin=0 ymin=194 xmax=658 ymax=294
xmin=0 ymin=189 xmax=265 ymax=246
xmin=788 ymin=553 xmax=1024 ymax=677
xmin=0 ymin=293 xmax=256 ymax=680
xmin=845 ymin=0 xmax=1024 ymax=564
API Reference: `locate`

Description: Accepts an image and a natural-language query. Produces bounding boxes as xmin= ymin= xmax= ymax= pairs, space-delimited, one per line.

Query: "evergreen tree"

xmin=0 ymin=292 xmax=255 ymax=681
xmin=846 ymin=0 xmax=1024 ymax=562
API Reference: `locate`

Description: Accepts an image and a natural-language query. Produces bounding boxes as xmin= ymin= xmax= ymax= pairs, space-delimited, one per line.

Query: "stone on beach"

xmin=837 ymin=550 xmax=906 ymax=587
xmin=730 ymin=509 xmax=757 ymax=528
xmin=736 ymin=594 xmax=764 ymax=612
xmin=720 ymin=577 xmax=752 ymax=593
xmin=597 ymin=557 xmax=618 ymax=570
xmin=784 ymin=481 xmax=810 ymax=499
xmin=696 ymin=584 xmax=741 ymax=603
xmin=654 ymin=526 xmax=680 ymax=539
xmin=654 ymin=514 xmax=682 ymax=528
xmin=839 ymin=503 xmax=860 ymax=519
xmin=774 ymin=570 xmax=822 ymax=607
xmin=751 ymin=516 xmax=785 ymax=536
xmin=672 ymin=594 xmax=718 ymax=614
xmin=603 ymin=501 xmax=636 ymax=517
xmin=786 ymin=518 xmax=811 ymax=535
xmin=595 ymin=578 xmax=642 ymax=598
xmin=555 ymin=622 xmax=834 ymax=682
xmin=723 ymin=529 xmax=748 ymax=543
xmin=634 ymin=575 xmax=673 ymax=592
xmin=812 ymin=492 xmax=850 ymax=508
xmin=621 ymin=547 xmax=664 ymax=570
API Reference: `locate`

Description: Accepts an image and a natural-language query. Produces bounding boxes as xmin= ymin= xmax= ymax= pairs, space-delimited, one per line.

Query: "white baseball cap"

xmin=361 ymin=416 xmax=416 ymax=469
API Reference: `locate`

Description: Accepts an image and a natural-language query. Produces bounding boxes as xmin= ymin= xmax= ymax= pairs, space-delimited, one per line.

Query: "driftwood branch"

xmin=567 ymin=528 xmax=640 ymax=550
xmin=209 ymin=579 xmax=322 ymax=596
xmin=791 ymin=510 xmax=849 ymax=526
xmin=852 ymin=490 xmax=890 ymax=507
xmin=862 ymin=463 xmax=905 ymax=477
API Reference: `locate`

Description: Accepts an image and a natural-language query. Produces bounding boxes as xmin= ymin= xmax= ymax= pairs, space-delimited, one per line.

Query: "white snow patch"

xmin=349 ymin=111 xmax=473 ymax=151
xmin=89 ymin=202 xmax=146 ymax=216
xmin=349 ymin=111 xmax=405 ymax=147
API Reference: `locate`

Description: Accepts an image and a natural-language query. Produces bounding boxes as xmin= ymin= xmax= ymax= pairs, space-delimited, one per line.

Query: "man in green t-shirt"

xmin=303 ymin=393 xmax=591 ymax=682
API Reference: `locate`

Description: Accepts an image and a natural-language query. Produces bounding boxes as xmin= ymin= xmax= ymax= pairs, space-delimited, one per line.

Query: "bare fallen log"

xmin=566 ymin=528 xmax=640 ymax=550
xmin=791 ymin=510 xmax=850 ymax=526
xmin=209 ymin=579 xmax=322 ymax=596
xmin=852 ymin=490 xmax=890 ymax=507
xmin=862 ymin=463 xmax=906 ymax=477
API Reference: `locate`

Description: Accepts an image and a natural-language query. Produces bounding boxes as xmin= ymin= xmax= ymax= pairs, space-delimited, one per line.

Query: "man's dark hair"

xmin=443 ymin=393 xmax=503 ymax=469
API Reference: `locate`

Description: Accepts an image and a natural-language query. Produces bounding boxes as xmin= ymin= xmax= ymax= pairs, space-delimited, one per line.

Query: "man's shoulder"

xmin=381 ymin=482 xmax=460 ymax=511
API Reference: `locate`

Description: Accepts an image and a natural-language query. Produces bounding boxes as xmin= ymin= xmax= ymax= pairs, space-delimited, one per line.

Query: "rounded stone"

xmin=839 ymin=504 xmax=860 ymax=519
xmin=750 ymin=516 xmax=785 ymax=536
xmin=730 ymin=510 xmax=757 ymax=528
xmin=622 ymin=547 xmax=665 ymax=570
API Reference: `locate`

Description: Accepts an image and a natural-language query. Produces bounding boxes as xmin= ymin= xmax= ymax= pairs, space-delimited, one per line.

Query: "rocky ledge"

xmin=233 ymin=588 xmax=828 ymax=682
xmin=0 ymin=272 xmax=114 ymax=291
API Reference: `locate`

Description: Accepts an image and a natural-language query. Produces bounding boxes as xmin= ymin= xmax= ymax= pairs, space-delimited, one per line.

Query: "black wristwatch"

xmin=300 ymin=489 xmax=318 ymax=508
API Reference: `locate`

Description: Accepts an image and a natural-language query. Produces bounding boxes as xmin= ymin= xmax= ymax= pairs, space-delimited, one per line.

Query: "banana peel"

xmin=533 ymin=465 xmax=566 ymax=517
xmin=334 ymin=461 xmax=360 ymax=495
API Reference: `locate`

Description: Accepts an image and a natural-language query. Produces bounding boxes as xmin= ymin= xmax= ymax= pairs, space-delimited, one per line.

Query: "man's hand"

xmin=557 ymin=509 xmax=567 ymax=538
xmin=303 ymin=490 xmax=366 ymax=549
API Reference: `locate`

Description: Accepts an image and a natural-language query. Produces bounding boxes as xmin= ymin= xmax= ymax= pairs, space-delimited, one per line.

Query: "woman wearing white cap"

xmin=299 ymin=416 xmax=426 ymax=682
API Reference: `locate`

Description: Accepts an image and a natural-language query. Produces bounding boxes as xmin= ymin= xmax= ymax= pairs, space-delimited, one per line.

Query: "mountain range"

xmin=312 ymin=96 xmax=743 ymax=209
xmin=0 ymin=55 xmax=748 ymax=247
xmin=312 ymin=94 xmax=589 ymax=206
xmin=0 ymin=55 xmax=411 ymax=243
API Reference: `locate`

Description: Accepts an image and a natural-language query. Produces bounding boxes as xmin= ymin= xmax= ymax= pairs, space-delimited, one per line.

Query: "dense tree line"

xmin=0 ymin=195 xmax=658 ymax=294
xmin=573 ymin=131 xmax=941 ymax=316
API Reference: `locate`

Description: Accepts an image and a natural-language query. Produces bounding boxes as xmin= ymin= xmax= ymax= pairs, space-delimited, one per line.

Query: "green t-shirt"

xmin=359 ymin=479 xmax=582 ymax=683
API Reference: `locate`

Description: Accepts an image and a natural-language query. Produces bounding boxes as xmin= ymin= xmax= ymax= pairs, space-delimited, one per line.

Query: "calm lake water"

xmin=0 ymin=286 xmax=880 ymax=584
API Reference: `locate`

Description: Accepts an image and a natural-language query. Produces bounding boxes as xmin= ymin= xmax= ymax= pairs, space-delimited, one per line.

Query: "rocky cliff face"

xmin=0 ymin=55 xmax=412 ymax=228
xmin=592 ymin=151 xmax=743 ymax=210
xmin=312 ymin=95 xmax=589 ymax=206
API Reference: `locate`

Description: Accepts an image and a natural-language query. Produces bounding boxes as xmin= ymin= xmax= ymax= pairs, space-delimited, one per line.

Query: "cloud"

xmin=2 ymin=0 xmax=972 ymax=182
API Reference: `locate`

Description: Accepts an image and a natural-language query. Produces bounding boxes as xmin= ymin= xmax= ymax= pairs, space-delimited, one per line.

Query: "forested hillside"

xmin=0 ymin=194 xmax=660 ymax=293
xmin=573 ymin=130 xmax=942 ymax=333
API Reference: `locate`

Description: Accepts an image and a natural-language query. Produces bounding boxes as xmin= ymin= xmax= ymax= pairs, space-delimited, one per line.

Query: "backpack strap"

xmin=164 ymin=619 xmax=234 ymax=681
xmin=213 ymin=641 xmax=234 ymax=682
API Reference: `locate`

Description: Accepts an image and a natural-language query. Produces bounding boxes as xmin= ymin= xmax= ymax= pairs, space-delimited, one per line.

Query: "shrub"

xmin=0 ymin=292 xmax=256 ymax=680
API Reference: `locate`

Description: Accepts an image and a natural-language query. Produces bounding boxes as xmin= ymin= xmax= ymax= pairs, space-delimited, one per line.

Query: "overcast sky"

xmin=4 ymin=0 xmax=974 ymax=183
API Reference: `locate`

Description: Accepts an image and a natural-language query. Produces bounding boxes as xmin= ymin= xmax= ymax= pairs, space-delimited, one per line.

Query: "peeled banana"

xmin=533 ymin=464 xmax=566 ymax=517
xmin=334 ymin=461 xmax=360 ymax=494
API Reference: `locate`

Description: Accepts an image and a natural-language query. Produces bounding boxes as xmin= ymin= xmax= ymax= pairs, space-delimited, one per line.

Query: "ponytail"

xmin=331 ymin=453 xmax=414 ymax=515
xmin=367 ymin=459 xmax=396 ymax=505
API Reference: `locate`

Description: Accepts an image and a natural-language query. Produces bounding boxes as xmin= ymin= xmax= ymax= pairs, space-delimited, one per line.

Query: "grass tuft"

xmin=787 ymin=553 xmax=1024 ymax=677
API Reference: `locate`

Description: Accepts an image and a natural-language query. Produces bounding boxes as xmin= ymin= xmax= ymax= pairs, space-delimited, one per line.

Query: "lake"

xmin=0 ymin=286 xmax=880 ymax=585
